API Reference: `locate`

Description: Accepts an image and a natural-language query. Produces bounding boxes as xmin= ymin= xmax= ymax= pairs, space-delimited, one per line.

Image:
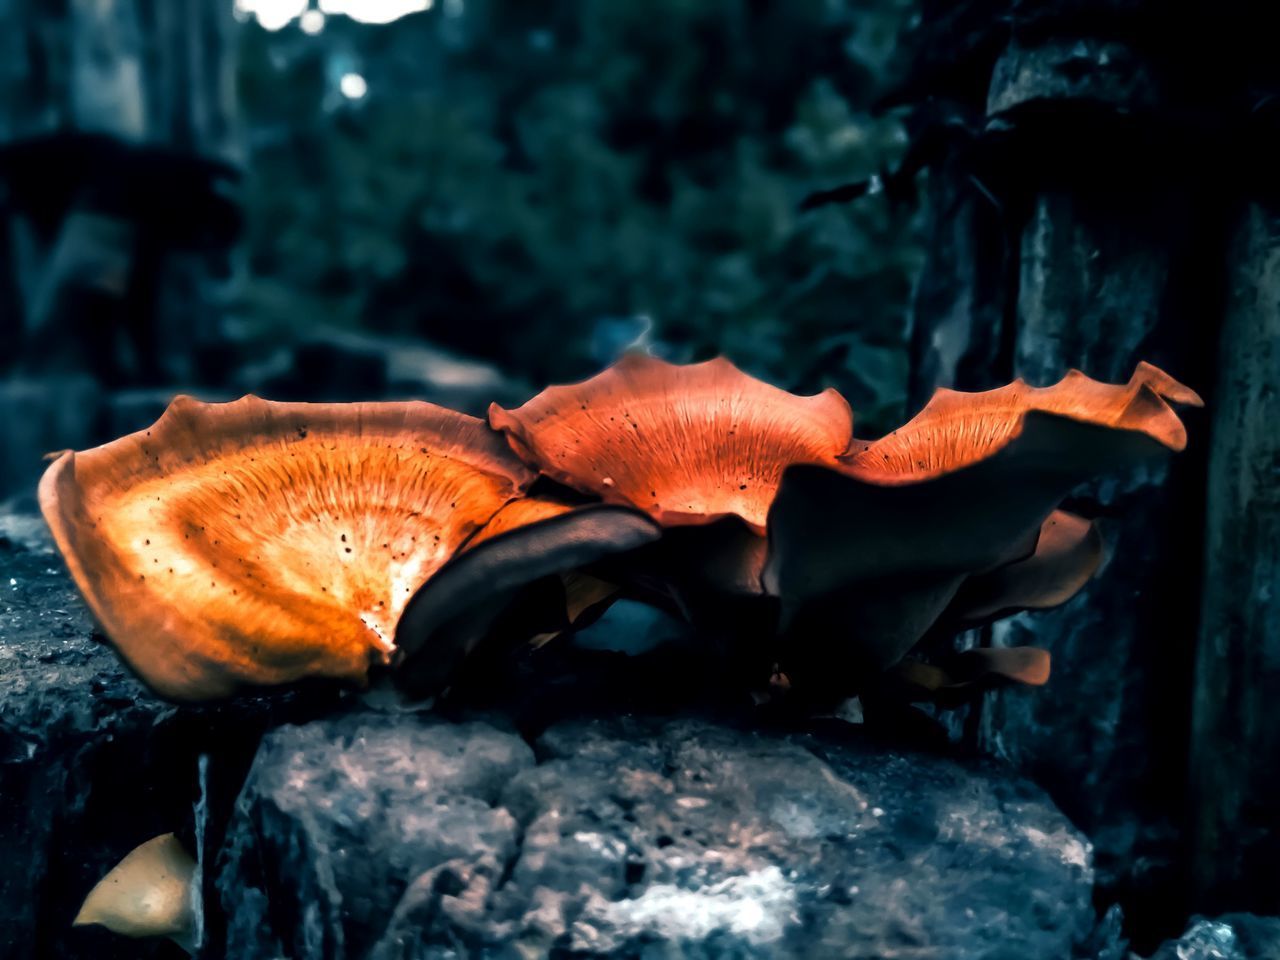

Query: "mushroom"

xmin=36 ymin=358 xmax=1200 ymax=709
xmin=73 ymin=833 xmax=197 ymax=953
xmin=488 ymin=353 xmax=856 ymax=533
xmin=40 ymin=395 xmax=533 ymax=700
xmin=765 ymin=362 xmax=1201 ymax=698
xmin=888 ymin=646 xmax=1053 ymax=707
xmin=946 ymin=509 xmax=1105 ymax=626
xmin=487 ymin=352 xmax=858 ymax=651
xmin=394 ymin=492 xmax=662 ymax=697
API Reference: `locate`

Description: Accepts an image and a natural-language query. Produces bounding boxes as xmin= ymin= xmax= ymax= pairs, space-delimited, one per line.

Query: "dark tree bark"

xmin=1190 ymin=204 xmax=1280 ymax=914
xmin=906 ymin=145 xmax=1014 ymax=408
xmin=980 ymin=181 xmax=1212 ymax=940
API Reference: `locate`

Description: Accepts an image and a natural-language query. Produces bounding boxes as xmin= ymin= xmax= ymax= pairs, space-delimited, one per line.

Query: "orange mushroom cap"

xmin=840 ymin=360 xmax=1201 ymax=485
xmin=39 ymin=395 xmax=533 ymax=700
xmin=768 ymin=362 xmax=1198 ymax=599
xmin=488 ymin=353 xmax=856 ymax=534
xmin=765 ymin=362 xmax=1199 ymax=683
xmin=464 ymin=492 xmax=578 ymax=547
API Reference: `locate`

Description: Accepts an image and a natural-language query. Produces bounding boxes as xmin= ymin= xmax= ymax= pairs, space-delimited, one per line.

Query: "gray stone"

xmin=1142 ymin=914 xmax=1280 ymax=960
xmin=218 ymin=713 xmax=536 ymax=959
xmin=220 ymin=712 xmax=1098 ymax=959
xmin=0 ymin=507 xmax=1119 ymax=959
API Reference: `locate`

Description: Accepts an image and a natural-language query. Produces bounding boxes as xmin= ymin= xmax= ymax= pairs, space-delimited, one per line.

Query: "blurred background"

xmin=0 ymin=0 xmax=922 ymax=502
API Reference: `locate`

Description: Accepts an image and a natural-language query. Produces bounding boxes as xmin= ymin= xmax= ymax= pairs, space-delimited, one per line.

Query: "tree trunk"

xmin=898 ymin=5 xmax=1229 ymax=946
xmin=979 ymin=183 xmax=1212 ymax=940
xmin=1190 ymin=204 xmax=1280 ymax=913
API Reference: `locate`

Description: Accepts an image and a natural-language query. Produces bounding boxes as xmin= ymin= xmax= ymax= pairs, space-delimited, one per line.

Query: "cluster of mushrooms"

xmin=39 ymin=354 xmax=1201 ymax=711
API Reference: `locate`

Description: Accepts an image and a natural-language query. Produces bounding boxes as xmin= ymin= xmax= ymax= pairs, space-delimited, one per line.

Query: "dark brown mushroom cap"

xmin=889 ymin=646 xmax=1052 ymax=706
xmin=394 ymin=499 xmax=662 ymax=696
xmin=39 ymin=395 xmax=533 ymax=700
xmin=640 ymin=518 xmax=770 ymax=600
xmin=765 ymin=363 xmax=1200 ymax=677
xmin=488 ymin=353 xmax=856 ymax=534
xmin=947 ymin=510 xmax=1104 ymax=625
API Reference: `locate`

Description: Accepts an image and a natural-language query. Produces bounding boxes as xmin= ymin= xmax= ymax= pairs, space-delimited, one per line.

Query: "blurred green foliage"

xmin=237 ymin=0 xmax=922 ymax=430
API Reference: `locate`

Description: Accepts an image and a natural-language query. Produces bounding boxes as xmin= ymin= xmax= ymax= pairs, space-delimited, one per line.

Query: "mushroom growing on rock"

xmin=39 ymin=395 xmax=533 ymax=700
xmin=488 ymin=352 xmax=858 ymax=636
xmin=764 ymin=362 xmax=1202 ymax=701
xmin=36 ymin=356 xmax=1199 ymax=712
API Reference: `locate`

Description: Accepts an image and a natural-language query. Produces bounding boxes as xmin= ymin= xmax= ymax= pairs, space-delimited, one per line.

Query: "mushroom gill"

xmin=488 ymin=353 xmax=856 ymax=534
xmin=765 ymin=363 xmax=1201 ymax=692
xmin=39 ymin=395 xmax=533 ymax=700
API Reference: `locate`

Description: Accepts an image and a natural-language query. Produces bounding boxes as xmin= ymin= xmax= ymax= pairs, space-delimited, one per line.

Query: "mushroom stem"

xmin=73 ymin=832 xmax=197 ymax=954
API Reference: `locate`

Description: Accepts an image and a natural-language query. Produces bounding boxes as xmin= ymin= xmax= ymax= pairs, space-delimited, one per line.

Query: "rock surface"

xmin=219 ymin=711 xmax=1098 ymax=959
xmin=0 ymin=510 xmax=175 ymax=959
xmin=9 ymin=504 xmax=1245 ymax=960
xmin=0 ymin=510 xmax=339 ymax=960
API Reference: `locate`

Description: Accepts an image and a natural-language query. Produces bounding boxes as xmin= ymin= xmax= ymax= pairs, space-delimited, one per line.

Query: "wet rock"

xmin=0 ymin=507 xmax=1101 ymax=960
xmin=220 ymin=712 xmax=1098 ymax=959
xmin=1143 ymin=913 xmax=1280 ymax=960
